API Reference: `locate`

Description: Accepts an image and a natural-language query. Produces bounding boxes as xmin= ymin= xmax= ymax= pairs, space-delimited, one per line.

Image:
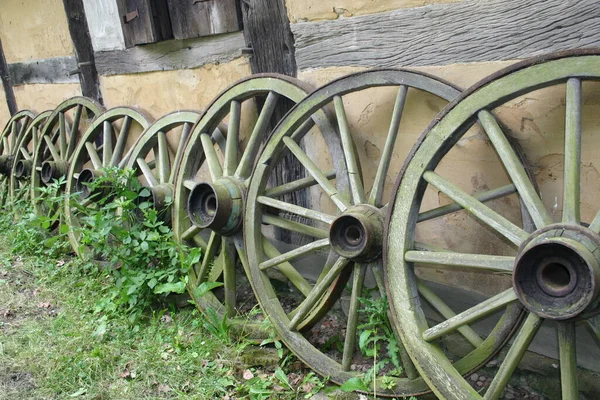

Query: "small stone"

xmin=478 ymin=376 xmax=486 ymax=382
xmin=486 ymin=360 xmax=499 ymax=368
xmin=470 ymin=373 xmax=479 ymax=382
xmin=477 ymin=381 xmax=484 ymax=387
xmin=504 ymin=393 xmax=515 ymax=400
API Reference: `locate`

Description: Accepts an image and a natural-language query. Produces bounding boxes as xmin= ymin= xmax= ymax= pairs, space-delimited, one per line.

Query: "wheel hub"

xmin=187 ymin=178 xmax=244 ymax=236
xmin=513 ymin=224 xmax=600 ymax=320
xmin=14 ymin=160 xmax=32 ymax=179
xmin=75 ymin=168 xmax=109 ymax=200
xmin=0 ymin=155 xmax=13 ymax=175
xmin=329 ymin=205 xmax=384 ymax=262
xmin=139 ymin=184 xmax=173 ymax=223
xmin=41 ymin=161 xmax=68 ymax=185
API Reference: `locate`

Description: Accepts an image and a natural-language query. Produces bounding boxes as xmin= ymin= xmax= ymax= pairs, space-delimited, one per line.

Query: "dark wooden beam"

xmin=62 ymin=0 xmax=103 ymax=104
xmin=9 ymin=56 xmax=79 ymax=85
xmin=0 ymin=38 xmax=17 ymax=116
xmin=240 ymin=0 xmax=296 ymax=76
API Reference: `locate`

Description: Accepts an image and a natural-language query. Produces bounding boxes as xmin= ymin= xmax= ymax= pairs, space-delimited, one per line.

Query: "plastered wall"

xmin=285 ymin=0 xmax=463 ymax=22
xmin=13 ymin=83 xmax=82 ymax=114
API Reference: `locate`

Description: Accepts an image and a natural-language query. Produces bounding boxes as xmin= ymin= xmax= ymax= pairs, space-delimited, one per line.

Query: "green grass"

xmin=0 ymin=230 xmax=326 ymax=399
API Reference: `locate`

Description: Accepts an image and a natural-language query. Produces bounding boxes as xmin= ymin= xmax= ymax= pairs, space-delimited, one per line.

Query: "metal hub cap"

xmin=329 ymin=205 xmax=384 ymax=261
xmin=0 ymin=155 xmax=13 ymax=175
xmin=13 ymin=160 xmax=32 ymax=179
xmin=187 ymin=178 xmax=244 ymax=236
xmin=75 ymin=168 xmax=106 ymax=199
xmin=41 ymin=160 xmax=68 ymax=185
xmin=513 ymin=224 xmax=600 ymax=320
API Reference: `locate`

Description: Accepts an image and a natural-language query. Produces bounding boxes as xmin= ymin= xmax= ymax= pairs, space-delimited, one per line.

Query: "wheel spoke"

xmin=171 ymin=122 xmax=192 ymax=183
xmin=288 ymin=256 xmax=350 ymax=330
xmin=369 ymin=85 xmax=408 ymax=206
xmin=418 ymin=184 xmax=517 ymax=222
xmin=258 ymin=195 xmax=336 ymax=224
xmin=102 ymin=121 xmax=113 ymax=167
xmin=422 ymin=288 xmax=518 ymax=343
xmin=478 ymin=110 xmax=551 ymax=229
xmin=181 ymin=225 xmax=206 ymax=248
xmin=109 ymin=115 xmax=131 ymax=167
xmin=224 ymin=100 xmax=241 ymax=176
xmin=59 ymin=112 xmax=67 ymax=159
xmin=137 ymin=158 xmax=158 ymax=188
xmin=157 ymin=131 xmax=170 ymax=184
xmin=200 ymin=133 xmax=223 ymax=181
xmin=222 ymin=237 xmax=236 ymax=317
xmin=484 ymin=313 xmax=543 ymax=400
xmin=265 ymin=170 xmax=336 ymax=198
xmin=405 ymin=250 xmax=514 ymax=273
xmin=261 ymin=214 xmax=329 ymax=239
xmin=235 ymin=91 xmax=279 ymax=179
xmin=558 ymin=322 xmax=578 ymax=399
xmin=260 ymin=238 xmax=329 ymax=270
xmin=341 ymin=262 xmax=367 ymax=371
xmin=19 ymin=147 xmax=32 ymax=161
xmin=424 ymin=171 xmax=528 ymax=246
xmin=2 ymin=136 xmax=8 ymax=154
xmin=10 ymin=121 xmax=17 ymax=151
xmin=563 ymin=78 xmax=582 ymax=224
xmin=283 ymin=136 xmax=349 ymax=211
xmin=85 ymin=142 xmax=102 ymax=170
xmin=183 ymin=179 xmax=197 ymax=191
xmin=334 ymin=96 xmax=365 ymax=204
xmin=67 ymin=105 xmax=83 ymax=159
xmin=262 ymin=239 xmax=313 ymax=297
xmin=195 ymin=231 xmax=222 ymax=283
xmin=586 ymin=316 xmax=600 ymax=346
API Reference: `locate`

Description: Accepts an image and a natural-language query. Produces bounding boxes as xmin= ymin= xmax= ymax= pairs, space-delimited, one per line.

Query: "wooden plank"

xmin=116 ymin=0 xmax=172 ymax=47
xmin=82 ymin=0 xmax=127 ymax=51
xmin=8 ymin=56 xmax=79 ymax=85
xmin=292 ymin=0 xmax=600 ymax=69
xmin=167 ymin=0 xmax=241 ymax=40
xmin=62 ymin=0 xmax=103 ymax=103
xmin=94 ymin=31 xmax=244 ymax=75
xmin=0 ymin=38 xmax=17 ymax=115
xmin=240 ymin=0 xmax=296 ymax=75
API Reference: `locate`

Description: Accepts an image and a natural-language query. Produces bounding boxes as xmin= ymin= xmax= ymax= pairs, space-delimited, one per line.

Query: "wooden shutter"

xmin=117 ymin=0 xmax=173 ymax=47
xmin=166 ymin=0 xmax=241 ymax=40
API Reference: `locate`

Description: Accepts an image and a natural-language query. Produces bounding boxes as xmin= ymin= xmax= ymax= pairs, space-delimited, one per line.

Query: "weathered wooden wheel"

xmin=385 ymin=51 xmax=600 ymax=399
xmin=31 ymin=97 xmax=104 ymax=227
xmin=172 ymin=74 xmax=337 ymax=327
xmin=0 ymin=110 xmax=35 ymax=208
xmin=243 ymin=70 xmax=499 ymax=396
xmin=64 ymin=107 xmax=152 ymax=256
xmin=123 ymin=110 xmax=201 ymax=226
xmin=9 ymin=110 xmax=52 ymax=207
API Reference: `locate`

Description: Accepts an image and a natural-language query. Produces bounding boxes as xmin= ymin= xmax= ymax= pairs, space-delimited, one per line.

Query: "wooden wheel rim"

xmin=385 ymin=51 xmax=600 ymax=400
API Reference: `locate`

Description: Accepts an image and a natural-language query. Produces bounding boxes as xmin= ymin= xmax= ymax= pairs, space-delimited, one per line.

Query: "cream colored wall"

xmin=99 ymin=58 xmax=252 ymax=118
xmin=0 ymin=0 xmax=74 ymax=63
xmin=0 ymin=88 xmax=10 ymax=128
xmin=13 ymin=83 xmax=82 ymax=114
xmin=285 ymin=0 xmax=463 ymax=22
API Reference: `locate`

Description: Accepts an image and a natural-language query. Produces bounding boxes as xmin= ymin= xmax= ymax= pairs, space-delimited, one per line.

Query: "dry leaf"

xmin=37 ymin=302 xmax=52 ymax=308
xmin=158 ymin=384 xmax=171 ymax=393
xmin=243 ymin=369 xmax=254 ymax=380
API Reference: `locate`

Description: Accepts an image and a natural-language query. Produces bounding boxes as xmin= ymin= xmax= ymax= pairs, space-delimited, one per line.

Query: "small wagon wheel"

xmin=172 ymin=74 xmax=338 ymax=330
xmin=242 ymin=69 xmax=518 ymax=396
xmin=31 ymin=97 xmax=104 ymax=227
xmin=10 ymin=110 xmax=52 ymax=207
xmin=123 ymin=110 xmax=201 ymax=226
xmin=0 ymin=110 xmax=35 ymax=208
xmin=385 ymin=50 xmax=600 ymax=400
xmin=64 ymin=107 xmax=152 ymax=256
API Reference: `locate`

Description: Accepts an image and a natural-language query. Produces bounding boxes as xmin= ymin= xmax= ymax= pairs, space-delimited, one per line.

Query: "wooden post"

xmin=62 ymin=0 xmax=103 ymax=104
xmin=0 ymin=38 xmax=17 ymax=116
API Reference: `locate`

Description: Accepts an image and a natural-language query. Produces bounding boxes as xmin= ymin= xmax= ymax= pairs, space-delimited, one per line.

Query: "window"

xmin=117 ymin=0 xmax=242 ymax=47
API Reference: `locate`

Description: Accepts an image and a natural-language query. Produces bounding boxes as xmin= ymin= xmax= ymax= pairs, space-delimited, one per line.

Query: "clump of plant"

xmin=73 ymin=167 xmax=200 ymax=320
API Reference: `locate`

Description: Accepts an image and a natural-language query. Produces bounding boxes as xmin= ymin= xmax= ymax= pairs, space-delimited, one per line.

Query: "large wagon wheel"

xmin=385 ymin=50 xmax=600 ymax=399
xmin=64 ymin=107 xmax=152 ymax=256
xmin=172 ymin=74 xmax=339 ymax=329
xmin=243 ymin=69 xmax=517 ymax=396
xmin=31 ymin=97 xmax=104 ymax=227
xmin=123 ymin=111 xmax=201 ymax=226
xmin=10 ymin=110 xmax=52 ymax=207
xmin=0 ymin=110 xmax=35 ymax=208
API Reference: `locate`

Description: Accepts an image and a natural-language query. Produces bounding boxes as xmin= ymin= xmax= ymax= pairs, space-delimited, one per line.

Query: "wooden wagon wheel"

xmin=31 ymin=97 xmax=104 ymax=227
xmin=243 ymin=69 xmax=515 ymax=396
xmin=0 ymin=110 xmax=35 ymax=208
xmin=172 ymin=74 xmax=339 ymax=330
xmin=9 ymin=110 xmax=52 ymax=207
xmin=123 ymin=110 xmax=201 ymax=226
xmin=64 ymin=107 xmax=152 ymax=256
xmin=385 ymin=50 xmax=600 ymax=400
